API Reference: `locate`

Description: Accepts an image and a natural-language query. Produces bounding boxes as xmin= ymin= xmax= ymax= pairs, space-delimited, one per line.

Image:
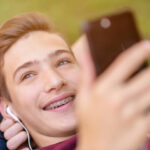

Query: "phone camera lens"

xmin=100 ymin=18 xmax=111 ymax=29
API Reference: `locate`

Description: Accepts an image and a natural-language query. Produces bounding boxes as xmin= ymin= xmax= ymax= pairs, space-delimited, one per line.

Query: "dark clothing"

xmin=0 ymin=114 xmax=8 ymax=150
xmin=36 ymin=136 xmax=77 ymax=150
xmin=0 ymin=114 xmax=2 ymax=123
xmin=0 ymin=131 xmax=7 ymax=150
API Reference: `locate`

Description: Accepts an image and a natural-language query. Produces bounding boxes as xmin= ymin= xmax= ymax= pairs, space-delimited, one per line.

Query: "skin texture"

xmin=0 ymin=31 xmax=79 ymax=148
xmin=76 ymin=40 xmax=150 ymax=150
xmin=0 ymin=119 xmax=28 ymax=149
xmin=1 ymin=34 xmax=150 ymax=150
xmin=0 ymin=34 xmax=86 ymax=150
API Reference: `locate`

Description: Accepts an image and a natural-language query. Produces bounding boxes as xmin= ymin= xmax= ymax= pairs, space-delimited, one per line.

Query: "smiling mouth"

xmin=44 ymin=95 xmax=75 ymax=111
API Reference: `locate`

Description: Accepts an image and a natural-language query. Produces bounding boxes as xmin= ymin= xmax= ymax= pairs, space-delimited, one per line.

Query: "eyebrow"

xmin=48 ymin=49 xmax=71 ymax=58
xmin=13 ymin=61 xmax=39 ymax=79
xmin=13 ymin=49 xmax=71 ymax=79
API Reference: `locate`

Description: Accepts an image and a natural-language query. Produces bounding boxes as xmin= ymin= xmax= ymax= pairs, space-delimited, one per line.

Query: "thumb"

xmin=77 ymin=45 xmax=96 ymax=101
xmin=21 ymin=148 xmax=30 ymax=150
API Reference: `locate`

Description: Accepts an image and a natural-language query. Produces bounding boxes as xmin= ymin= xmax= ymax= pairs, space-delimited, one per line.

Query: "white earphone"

xmin=6 ymin=107 xmax=19 ymax=122
xmin=6 ymin=106 xmax=33 ymax=150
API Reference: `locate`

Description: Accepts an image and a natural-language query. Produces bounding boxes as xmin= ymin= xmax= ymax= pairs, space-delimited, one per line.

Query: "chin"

xmin=54 ymin=118 xmax=77 ymax=137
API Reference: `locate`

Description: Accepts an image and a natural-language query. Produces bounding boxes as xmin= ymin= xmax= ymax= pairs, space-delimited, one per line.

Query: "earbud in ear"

xmin=6 ymin=107 xmax=32 ymax=150
xmin=6 ymin=107 xmax=19 ymax=122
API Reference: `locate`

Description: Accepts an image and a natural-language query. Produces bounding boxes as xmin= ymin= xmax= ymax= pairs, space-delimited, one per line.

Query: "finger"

xmin=17 ymin=142 xmax=30 ymax=150
xmin=72 ymin=34 xmax=90 ymax=60
xmin=75 ymin=42 xmax=96 ymax=115
xmin=122 ymin=88 xmax=150 ymax=118
xmin=102 ymin=41 xmax=150 ymax=84
xmin=4 ymin=122 xmax=23 ymax=140
xmin=123 ymin=67 xmax=150 ymax=100
xmin=20 ymin=148 xmax=30 ymax=150
xmin=146 ymin=114 xmax=150 ymax=135
xmin=0 ymin=118 xmax=14 ymax=132
xmin=77 ymin=44 xmax=96 ymax=100
xmin=136 ymin=90 xmax=150 ymax=116
xmin=6 ymin=131 xmax=27 ymax=150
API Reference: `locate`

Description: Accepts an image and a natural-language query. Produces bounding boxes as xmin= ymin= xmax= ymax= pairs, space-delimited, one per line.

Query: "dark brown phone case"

xmin=82 ymin=10 xmax=143 ymax=76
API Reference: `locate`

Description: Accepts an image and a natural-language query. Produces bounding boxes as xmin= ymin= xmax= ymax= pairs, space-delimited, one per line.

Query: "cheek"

xmin=11 ymin=84 xmax=41 ymax=109
xmin=60 ymin=66 xmax=79 ymax=86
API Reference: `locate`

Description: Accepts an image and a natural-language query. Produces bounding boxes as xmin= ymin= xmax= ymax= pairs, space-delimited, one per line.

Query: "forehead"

xmin=3 ymin=31 xmax=70 ymax=74
xmin=5 ymin=31 xmax=69 ymax=60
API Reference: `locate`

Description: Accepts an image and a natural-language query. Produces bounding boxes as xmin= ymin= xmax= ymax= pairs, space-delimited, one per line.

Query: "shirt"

xmin=36 ymin=135 xmax=77 ymax=150
xmin=35 ymin=135 xmax=150 ymax=150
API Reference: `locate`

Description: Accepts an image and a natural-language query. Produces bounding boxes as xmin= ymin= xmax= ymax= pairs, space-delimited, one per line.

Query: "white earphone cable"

xmin=17 ymin=119 xmax=33 ymax=150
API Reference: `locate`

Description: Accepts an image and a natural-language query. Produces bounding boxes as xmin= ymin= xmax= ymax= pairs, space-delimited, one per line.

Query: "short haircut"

xmin=0 ymin=12 xmax=53 ymax=99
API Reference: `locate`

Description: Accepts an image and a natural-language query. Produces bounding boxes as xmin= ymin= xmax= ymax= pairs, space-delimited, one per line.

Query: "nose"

xmin=42 ymin=69 xmax=66 ymax=93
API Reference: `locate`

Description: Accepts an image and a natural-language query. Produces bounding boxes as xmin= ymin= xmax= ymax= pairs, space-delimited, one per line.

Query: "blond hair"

xmin=0 ymin=12 xmax=53 ymax=99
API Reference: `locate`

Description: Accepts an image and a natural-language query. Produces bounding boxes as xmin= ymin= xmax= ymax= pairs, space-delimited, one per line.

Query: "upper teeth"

xmin=45 ymin=96 xmax=74 ymax=110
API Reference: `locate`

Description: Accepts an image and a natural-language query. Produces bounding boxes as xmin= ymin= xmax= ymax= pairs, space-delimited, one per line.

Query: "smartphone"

xmin=82 ymin=9 xmax=146 ymax=76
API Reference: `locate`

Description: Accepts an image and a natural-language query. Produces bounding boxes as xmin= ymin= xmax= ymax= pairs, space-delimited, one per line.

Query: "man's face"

xmin=3 ymin=31 xmax=79 ymax=143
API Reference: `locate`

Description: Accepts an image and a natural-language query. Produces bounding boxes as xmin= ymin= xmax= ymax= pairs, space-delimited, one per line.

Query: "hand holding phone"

xmin=77 ymin=11 xmax=150 ymax=150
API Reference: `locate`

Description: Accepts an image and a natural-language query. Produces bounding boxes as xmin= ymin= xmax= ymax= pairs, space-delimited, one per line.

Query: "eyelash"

xmin=21 ymin=72 xmax=36 ymax=81
xmin=56 ymin=58 xmax=72 ymax=67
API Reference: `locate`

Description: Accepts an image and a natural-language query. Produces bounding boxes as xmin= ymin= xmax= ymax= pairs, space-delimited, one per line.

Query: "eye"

xmin=57 ymin=59 xmax=71 ymax=67
xmin=21 ymin=72 xmax=35 ymax=81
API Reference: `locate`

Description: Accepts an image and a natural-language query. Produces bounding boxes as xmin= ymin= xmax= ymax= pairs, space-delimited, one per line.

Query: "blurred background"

xmin=0 ymin=0 xmax=150 ymax=44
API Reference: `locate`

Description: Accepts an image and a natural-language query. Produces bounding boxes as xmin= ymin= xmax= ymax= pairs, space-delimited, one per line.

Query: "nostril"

xmin=44 ymin=79 xmax=66 ymax=93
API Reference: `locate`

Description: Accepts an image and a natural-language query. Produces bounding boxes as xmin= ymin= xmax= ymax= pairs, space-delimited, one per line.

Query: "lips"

xmin=43 ymin=93 xmax=75 ymax=111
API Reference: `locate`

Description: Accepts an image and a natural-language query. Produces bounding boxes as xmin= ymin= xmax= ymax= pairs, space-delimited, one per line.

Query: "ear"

xmin=0 ymin=96 xmax=13 ymax=119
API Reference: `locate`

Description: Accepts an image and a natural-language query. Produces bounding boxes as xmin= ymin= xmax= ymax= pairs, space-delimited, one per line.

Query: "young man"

xmin=0 ymin=35 xmax=87 ymax=150
xmin=1 ymin=12 xmax=150 ymax=150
